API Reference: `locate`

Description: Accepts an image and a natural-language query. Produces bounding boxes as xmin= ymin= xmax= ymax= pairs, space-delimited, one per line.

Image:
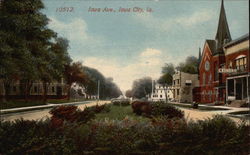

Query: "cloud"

xmin=140 ymin=48 xmax=162 ymax=57
xmin=49 ymin=17 xmax=88 ymax=41
xmin=135 ymin=9 xmax=215 ymax=32
xmin=48 ymin=17 xmax=104 ymax=54
xmin=82 ymin=48 xmax=172 ymax=92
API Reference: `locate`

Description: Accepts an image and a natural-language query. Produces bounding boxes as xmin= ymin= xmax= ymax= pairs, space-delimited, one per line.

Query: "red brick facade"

xmin=199 ymin=42 xmax=227 ymax=104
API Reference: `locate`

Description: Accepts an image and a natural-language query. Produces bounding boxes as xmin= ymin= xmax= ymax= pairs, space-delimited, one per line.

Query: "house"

xmin=224 ymin=34 xmax=249 ymax=106
xmin=172 ymin=71 xmax=199 ymax=103
xmin=149 ymin=83 xmax=174 ymax=102
xmin=0 ymin=79 xmax=68 ymax=100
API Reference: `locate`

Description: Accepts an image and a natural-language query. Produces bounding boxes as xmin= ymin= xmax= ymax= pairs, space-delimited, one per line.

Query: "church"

xmin=198 ymin=0 xmax=249 ymax=105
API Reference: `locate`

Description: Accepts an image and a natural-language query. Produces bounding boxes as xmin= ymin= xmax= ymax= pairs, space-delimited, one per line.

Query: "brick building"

xmin=224 ymin=34 xmax=249 ymax=105
xmin=199 ymin=0 xmax=231 ymax=104
xmin=199 ymin=0 xmax=249 ymax=105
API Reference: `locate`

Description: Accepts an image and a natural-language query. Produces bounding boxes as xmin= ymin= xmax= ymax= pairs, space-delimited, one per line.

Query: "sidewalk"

xmin=0 ymin=100 xmax=95 ymax=114
xmin=169 ymin=102 xmax=249 ymax=123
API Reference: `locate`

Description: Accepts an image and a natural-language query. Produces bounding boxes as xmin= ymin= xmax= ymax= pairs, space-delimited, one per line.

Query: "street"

xmin=1 ymin=100 xmax=107 ymax=122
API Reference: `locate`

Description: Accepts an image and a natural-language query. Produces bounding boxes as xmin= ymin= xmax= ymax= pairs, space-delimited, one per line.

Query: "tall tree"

xmin=0 ymin=0 xmax=47 ymax=101
xmin=158 ymin=63 xmax=175 ymax=85
xmin=40 ymin=37 xmax=72 ymax=103
xmin=176 ymin=56 xmax=199 ymax=74
xmin=64 ymin=62 xmax=88 ymax=100
xmin=131 ymin=77 xmax=152 ymax=99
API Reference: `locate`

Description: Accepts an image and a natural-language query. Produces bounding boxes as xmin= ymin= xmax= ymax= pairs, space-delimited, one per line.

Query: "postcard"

xmin=0 ymin=0 xmax=249 ymax=154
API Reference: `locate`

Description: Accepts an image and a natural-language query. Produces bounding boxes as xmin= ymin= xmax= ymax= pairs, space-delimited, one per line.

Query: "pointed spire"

xmin=199 ymin=47 xmax=201 ymax=60
xmin=198 ymin=47 xmax=202 ymax=63
xmin=215 ymin=0 xmax=231 ymax=52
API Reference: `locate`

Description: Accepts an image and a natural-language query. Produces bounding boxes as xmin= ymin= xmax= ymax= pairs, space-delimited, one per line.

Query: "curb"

xmin=0 ymin=101 xmax=93 ymax=115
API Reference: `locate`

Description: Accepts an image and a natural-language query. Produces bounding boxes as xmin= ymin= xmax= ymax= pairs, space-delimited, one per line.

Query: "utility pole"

xmin=151 ymin=79 xmax=154 ymax=101
xmin=97 ymin=80 xmax=100 ymax=104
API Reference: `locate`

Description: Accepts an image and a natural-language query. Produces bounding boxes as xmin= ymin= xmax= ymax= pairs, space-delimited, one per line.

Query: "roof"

xmin=224 ymin=33 xmax=249 ymax=48
xmin=215 ymin=0 xmax=231 ymax=51
xmin=206 ymin=40 xmax=216 ymax=54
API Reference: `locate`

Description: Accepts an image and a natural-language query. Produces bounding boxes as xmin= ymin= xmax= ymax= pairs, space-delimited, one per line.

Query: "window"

xmin=229 ymin=61 xmax=233 ymax=68
xmin=177 ymin=89 xmax=179 ymax=95
xmin=235 ymin=56 xmax=247 ymax=72
xmin=160 ymin=95 xmax=162 ymax=98
xmin=52 ymin=86 xmax=55 ymax=93
xmin=203 ymin=73 xmax=206 ymax=86
xmin=34 ymin=86 xmax=38 ymax=93
xmin=13 ymin=86 xmax=16 ymax=92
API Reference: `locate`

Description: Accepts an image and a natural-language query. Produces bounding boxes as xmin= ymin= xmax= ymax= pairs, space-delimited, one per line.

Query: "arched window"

xmin=235 ymin=55 xmax=247 ymax=72
xmin=203 ymin=73 xmax=206 ymax=86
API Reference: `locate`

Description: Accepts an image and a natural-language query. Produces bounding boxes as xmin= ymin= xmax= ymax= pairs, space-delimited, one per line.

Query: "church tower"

xmin=214 ymin=0 xmax=231 ymax=55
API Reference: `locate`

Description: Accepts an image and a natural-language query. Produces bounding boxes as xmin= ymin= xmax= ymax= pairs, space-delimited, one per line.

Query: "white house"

xmin=149 ymin=83 xmax=174 ymax=102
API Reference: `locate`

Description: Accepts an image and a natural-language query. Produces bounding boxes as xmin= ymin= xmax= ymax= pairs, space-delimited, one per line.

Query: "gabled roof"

xmin=199 ymin=40 xmax=215 ymax=69
xmin=215 ymin=0 xmax=231 ymax=51
xmin=206 ymin=40 xmax=216 ymax=54
xmin=224 ymin=33 xmax=249 ymax=48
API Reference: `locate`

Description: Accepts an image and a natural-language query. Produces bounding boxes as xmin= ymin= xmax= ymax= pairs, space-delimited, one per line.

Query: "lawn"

xmin=0 ymin=101 xmax=46 ymax=110
xmin=95 ymin=105 xmax=149 ymax=122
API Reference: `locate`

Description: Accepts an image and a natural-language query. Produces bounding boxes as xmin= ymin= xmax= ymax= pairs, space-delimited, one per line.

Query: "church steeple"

xmin=215 ymin=0 xmax=231 ymax=53
xmin=198 ymin=47 xmax=202 ymax=62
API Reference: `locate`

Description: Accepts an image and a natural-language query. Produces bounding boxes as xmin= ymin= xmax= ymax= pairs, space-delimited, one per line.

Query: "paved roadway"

xmin=1 ymin=101 xmax=249 ymax=124
xmin=0 ymin=100 xmax=107 ymax=122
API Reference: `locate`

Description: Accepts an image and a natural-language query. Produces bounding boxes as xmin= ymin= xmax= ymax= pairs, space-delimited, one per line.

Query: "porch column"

xmin=242 ymin=78 xmax=244 ymax=99
xmin=234 ymin=79 xmax=236 ymax=98
xmin=226 ymin=79 xmax=228 ymax=103
xmin=247 ymin=76 xmax=249 ymax=104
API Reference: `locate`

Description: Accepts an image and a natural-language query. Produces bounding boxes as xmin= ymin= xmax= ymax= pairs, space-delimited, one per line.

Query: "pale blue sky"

xmin=42 ymin=0 xmax=249 ymax=91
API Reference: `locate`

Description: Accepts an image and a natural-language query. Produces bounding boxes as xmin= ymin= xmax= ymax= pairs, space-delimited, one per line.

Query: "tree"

xmin=40 ymin=37 xmax=72 ymax=103
xmin=64 ymin=62 xmax=88 ymax=100
xmin=157 ymin=63 xmax=175 ymax=86
xmin=162 ymin=63 xmax=175 ymax=75
xmin=125 ymin=90 xmax=133 ymax=98
xmin=176 ymin=56 xmax=199 ymax=74
xmin=158 ymin=73 xmax=173 ymax=85
xmin=82 ymin=66 xmax=122 ymax=99
xmin=0 ymin=0 xmax=52 ymax=101
xmin=131 ymin=77 xmax=152 ymax=99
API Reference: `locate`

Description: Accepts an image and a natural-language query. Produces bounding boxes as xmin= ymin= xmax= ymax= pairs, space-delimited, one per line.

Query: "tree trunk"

xmin=24 ymin=81 xmax=32 ymax=102
xmin=1 ymin=82 xmax=9 ymax=103
xmin=3 ymin=81 xmax=11 ymax=102
xmin=42 ymin=82 xmax=48 ymax=104
xmin=67 ymin=83 xmax=72 ymax=101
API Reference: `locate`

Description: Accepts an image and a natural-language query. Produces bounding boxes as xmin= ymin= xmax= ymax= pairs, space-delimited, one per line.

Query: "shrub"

xmin=0 ymin=115 xmax=249 ymax=154
xmin=112 ymin=99 xmax=130 ymax=106
xmin=49 ymin=104 xmax=108 ymax=128
xmin=84 ymin=104 xmax=111 ymax=113
xmin=131 ymin=100 xmax=152 ymax=115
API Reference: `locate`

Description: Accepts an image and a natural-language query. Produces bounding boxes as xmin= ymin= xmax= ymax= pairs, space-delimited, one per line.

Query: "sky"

xmin=42 ymin=0 xmax=249 ymax=92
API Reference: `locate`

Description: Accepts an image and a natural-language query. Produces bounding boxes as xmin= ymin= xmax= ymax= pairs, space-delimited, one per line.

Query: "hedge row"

xmin=0 ymin=115 xmax=249 ymax=154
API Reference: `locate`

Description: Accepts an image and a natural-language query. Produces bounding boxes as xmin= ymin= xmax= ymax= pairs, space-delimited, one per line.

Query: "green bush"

xmin=49 ymin=104 xmax=111 ymax=128
xmin=0 ymin=115 xmax=249 ymax=155
xmin=112 ymin=99 xmax=130 ymax=106
xmin=84 ymin=103 xmax=111 ymax=113
xmin=150 ymin=102 xmax=184 ymax=119
xmin=131 ymin=100 xmax=152 ymax=115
